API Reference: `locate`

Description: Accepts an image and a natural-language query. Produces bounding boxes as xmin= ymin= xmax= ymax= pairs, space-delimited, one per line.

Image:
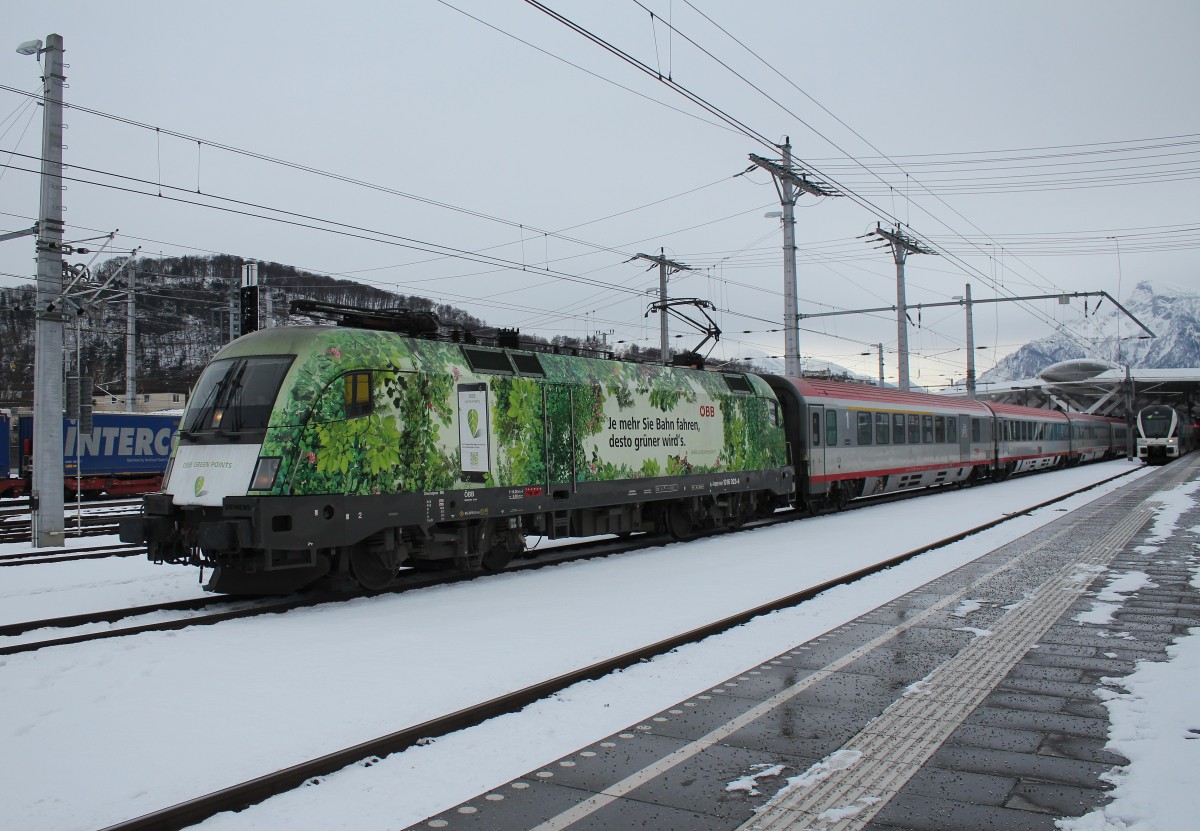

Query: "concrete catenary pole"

xmin=658 ymin=251 xmax=669 ymax=361
xmin=894 ymin=248 xmax=910 ymax=390
xmin=780 ymin=142 xmax=801 ymax=377
xmin=125 ymin=271 xmax=136 ymax=412
xmin=633 ymin=251 xmax=692 ymax=365
xmin=749 ymin=140 xmax=838 ymax=378
xmin=31 ymin=34 xmax=66 ymax=547
xmin=964 ymin=283 xmax=977 ymax=399
xmin=867 ymin=224 xmax=937 ymax=392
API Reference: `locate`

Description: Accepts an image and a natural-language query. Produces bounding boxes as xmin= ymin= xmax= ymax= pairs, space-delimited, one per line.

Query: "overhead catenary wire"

xmin=516 ymin=1 xmax=1103 ymax=357
xmin=0 ymin=26 xmax=1171 ymax=377
xmin=594 ymin=3 xmax=1165 ymax=356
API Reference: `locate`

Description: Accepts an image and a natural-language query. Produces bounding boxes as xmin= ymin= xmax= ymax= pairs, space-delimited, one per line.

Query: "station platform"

xmin=406 ymin=456 xmax=1200 ymax=831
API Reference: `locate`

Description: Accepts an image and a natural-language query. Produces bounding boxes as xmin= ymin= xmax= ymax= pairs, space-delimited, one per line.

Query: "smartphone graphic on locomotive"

xmin=457 ymin=382 xmax=490 ymax=483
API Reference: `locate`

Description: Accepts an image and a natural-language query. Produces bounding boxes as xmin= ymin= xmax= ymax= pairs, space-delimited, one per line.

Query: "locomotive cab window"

xmin=344 ymin=372 xmax=372 ymax=418
xmin=181 ymin=355 xmax=294 ymax=437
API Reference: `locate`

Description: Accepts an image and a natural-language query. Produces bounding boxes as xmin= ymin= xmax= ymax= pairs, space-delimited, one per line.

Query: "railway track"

xmin=0 ymin=531 xmax=695 ymax=655
xmin=0 ymin=542 xmax=144 ymax=566
xmin=2 ymin=465 xmax=1132 ymax=656
xmin=92 ymin=466 xmax=1141 ymax=831
xmin=0 ymin=514 xmax=132 ymax=544
xmin=0 ymin=497 xmax=143 ymax=544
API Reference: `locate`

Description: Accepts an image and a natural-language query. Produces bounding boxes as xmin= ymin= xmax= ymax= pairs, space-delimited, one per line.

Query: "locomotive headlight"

xmin=249 ymin=457 xmax=282 ymax=491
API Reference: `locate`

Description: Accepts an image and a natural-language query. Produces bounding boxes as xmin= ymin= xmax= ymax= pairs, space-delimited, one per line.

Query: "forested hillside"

xmin=0 ymin=255 xmax=495 ymax=409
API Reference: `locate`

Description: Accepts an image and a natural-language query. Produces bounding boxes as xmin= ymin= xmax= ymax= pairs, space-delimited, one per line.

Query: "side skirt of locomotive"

xmin=124 ymin=468 xmax=793 ymax=594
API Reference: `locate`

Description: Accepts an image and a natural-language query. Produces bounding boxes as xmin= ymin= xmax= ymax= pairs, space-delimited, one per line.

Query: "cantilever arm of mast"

xmin=0 ymin=225 xmax=38 ymax=243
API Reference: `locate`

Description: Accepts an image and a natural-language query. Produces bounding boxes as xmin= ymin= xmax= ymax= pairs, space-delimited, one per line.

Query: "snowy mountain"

xmin=978 ymin=281 xmax=1200 ymax=383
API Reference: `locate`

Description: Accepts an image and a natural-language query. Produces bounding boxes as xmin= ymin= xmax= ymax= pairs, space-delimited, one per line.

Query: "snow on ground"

xmin=1057 ymin=475 xmax=1200 ymax=831
xmin=0 ymin=460 xmax=1192 ymax=831
xmin=0 ymin=546 xmax=209 ymax=626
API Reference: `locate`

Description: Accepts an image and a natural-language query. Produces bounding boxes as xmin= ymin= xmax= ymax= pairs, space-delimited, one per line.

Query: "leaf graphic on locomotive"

xmin=250 ymin=329 xmax=784 ymax=498
xmin=258 ymin=330 xmax=457 ymax=496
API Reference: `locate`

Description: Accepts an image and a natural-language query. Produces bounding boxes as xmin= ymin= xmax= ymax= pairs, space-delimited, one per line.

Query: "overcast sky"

xmin=1 ymin=1 xmax=1197 ymax=385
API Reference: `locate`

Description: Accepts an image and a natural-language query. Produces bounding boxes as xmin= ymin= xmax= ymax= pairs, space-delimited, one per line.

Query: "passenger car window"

xmin=826 ymin=410 xmax=838 ymax=446
xmin=892 ymin=413 xmax=906 ymax=444
xmin=934 ymin=416 xmax=946 ymax=443
xmin=857 ymin=412 xmax=872 ymax=445
xmin=907 ymin=414 xmax=921 ymax=444
xmin=947 ymin=417 xmax=957 ymax=441
xmin=875 ymin=412 xmax=890 ymax=444
xmin=922 ymin=415 xmax=934 ymax=443
xmin=811 ymin=411 xmax=821 ymax=447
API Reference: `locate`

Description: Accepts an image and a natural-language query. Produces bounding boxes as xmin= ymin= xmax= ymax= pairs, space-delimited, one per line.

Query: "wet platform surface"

xmin=404 ymin=456 xmax=1200 ymax=830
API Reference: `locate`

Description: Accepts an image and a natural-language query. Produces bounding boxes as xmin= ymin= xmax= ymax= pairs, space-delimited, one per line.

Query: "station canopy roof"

xmin=974 ymin=364 xmax=1200 ymax=419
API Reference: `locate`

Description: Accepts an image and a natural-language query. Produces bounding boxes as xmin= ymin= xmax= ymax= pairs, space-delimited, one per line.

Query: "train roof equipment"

xmin=289 ymin=299 xmax=440 ymax=337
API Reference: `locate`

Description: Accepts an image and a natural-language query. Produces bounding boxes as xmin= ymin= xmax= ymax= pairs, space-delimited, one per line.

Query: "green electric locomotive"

xmin=122 ymin=308 xmax=793 ymax=594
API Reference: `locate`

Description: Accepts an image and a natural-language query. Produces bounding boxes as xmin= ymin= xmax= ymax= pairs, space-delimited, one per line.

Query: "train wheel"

xmin=349 ymin=544 xmax=400 ymax=591
xmin=666 ymin=501 xmax=696 ymax=541
xmin=833 ymin=487 xmax=850 ymax=511
xmin=480 ymin=544 xmax=513 ymax=573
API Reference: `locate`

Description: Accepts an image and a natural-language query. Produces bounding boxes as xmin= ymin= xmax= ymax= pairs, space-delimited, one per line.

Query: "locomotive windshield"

xmin=1139 ymin=407 xmax=1174 ymax=439
xmin=181 ymin=356 xmax=294 ymax=437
